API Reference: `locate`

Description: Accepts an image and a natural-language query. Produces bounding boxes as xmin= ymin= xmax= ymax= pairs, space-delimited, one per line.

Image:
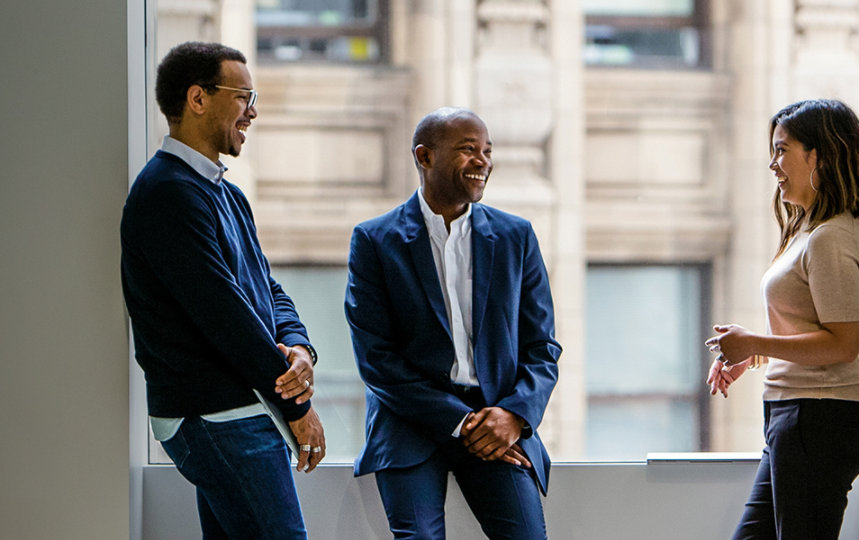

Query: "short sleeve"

xmin=806 ymin=220 xmax=859 ymax=323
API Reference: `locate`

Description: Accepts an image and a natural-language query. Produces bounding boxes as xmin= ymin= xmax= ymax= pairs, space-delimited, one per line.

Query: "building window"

xmin=585 ymin=264 xmax=711 ymax=459
xmin=270 ymin=266 xmax=366 ymax=462
xmin=583 ymin=0 xmax=709 ymax=69
xmin=255 ymin=0 xmax=389 ymax=63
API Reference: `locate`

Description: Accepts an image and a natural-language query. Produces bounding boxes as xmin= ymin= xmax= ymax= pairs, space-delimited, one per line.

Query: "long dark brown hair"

xmin=769 ymin=99 xmax=859 ymax=257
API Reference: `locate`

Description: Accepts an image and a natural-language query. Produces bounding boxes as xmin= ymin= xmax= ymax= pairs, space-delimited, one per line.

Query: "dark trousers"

xmin=161 ymin=414 xmax=307 ymax=540
xmin=733 ymin=399 xmax=859 ymax=540
xmin=374 ymin=437 xmax=546 ymax=540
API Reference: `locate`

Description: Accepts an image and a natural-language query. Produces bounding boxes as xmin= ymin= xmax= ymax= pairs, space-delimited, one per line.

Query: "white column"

xmin=792 ymin=0 xmax=859 ymax=99
xmin=543 ymin=0 xmax=587 ymax=459
xmin=472 ymin=0 xmax=585 ymax=458
xmin=150 ymin=0 xmax=221 ymax=156
xmin=219 ymin=0 xmax=258 ymax=200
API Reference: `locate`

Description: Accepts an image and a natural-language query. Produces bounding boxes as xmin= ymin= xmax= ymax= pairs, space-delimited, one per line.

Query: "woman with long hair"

xmin=706 ymin=99 xmax=859 ymax=539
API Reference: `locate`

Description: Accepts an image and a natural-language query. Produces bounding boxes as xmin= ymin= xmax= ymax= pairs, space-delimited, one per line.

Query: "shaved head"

xmin=411 ymin=107 xmax=483 ymax=169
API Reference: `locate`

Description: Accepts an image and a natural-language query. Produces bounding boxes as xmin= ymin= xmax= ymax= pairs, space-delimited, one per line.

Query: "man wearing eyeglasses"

xmin=121 ymin=41 xmax=324 ymax=539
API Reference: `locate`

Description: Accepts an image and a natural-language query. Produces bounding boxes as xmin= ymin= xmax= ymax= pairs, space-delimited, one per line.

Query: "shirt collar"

xmin=417 ymin=188 xmax=471 ymax=239
xmin=161 ymin=136 xmax=228 ymax=185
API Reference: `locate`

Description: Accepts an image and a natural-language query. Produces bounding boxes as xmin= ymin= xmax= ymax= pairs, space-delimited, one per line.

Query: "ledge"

xmin=647 ymin=452 xmax=762 ymax=463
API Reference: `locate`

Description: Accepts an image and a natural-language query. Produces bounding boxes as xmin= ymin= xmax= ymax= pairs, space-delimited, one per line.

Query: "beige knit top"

xmin=761 ymin=212 xmax=859 ymax=401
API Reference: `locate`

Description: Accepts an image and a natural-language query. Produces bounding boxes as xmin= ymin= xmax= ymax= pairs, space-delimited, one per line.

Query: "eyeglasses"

xmin=213 ymin=85 xmax=258 ymax=110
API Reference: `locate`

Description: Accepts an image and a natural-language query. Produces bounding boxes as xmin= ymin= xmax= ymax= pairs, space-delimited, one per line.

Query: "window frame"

xmin=584 ymin=262 xmax=714 ymax=458
xmin=255 ymin=0 xmax=391 ymax=64
xmin=584 ymin=0 xmax=711 ymax=70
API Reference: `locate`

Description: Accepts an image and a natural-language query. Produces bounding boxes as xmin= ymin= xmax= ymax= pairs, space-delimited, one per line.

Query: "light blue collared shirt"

xmin=149 ymin=136 xmax=266 ymax=442
xmin=160 ymin=135 xmax=227 ymax=184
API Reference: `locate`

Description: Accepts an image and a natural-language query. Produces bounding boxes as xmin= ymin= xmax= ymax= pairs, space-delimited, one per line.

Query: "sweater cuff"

xmin=275 ymin=398 xmax=311 ymax=422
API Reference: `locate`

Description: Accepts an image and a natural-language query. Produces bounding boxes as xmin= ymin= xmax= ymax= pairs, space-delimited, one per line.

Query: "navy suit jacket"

xmin=345 ymin=192 xmax=561 ymax=493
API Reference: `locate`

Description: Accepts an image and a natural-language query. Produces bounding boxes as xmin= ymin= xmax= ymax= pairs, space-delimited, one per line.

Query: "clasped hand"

xmin=273 ymin=343 xmax=325 ymax=472
xmin=273 ymin=344 xmax=314 ymax=405
xmin=460 ymin=407 xmax=531 ymax=468
xmin=288 ymin=407 xmax=325 ymax=473
xmin=704 ymin=324 xmax=754 ymax=398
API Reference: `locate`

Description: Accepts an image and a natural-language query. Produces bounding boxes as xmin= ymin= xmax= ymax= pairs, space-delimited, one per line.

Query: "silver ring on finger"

xmin=304 ymin=380 xmax=310 ymax=389
xmin=299 ymin=444 xmax=312 ymax=452
xmin=311 ymin=446 xmax=322 ymax=453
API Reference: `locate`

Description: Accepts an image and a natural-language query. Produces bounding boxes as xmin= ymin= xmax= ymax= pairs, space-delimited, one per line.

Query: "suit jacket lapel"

xmin=403 ymin=194 xmax=452 ymax=340
xmin=471 ymin=204 xmax=496 ymax=343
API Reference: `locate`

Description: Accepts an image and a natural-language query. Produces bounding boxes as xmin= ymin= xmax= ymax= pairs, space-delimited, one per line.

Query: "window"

xmin=270 ymin=266 xmax=365 ymax=461
xmin=255 ymin=0 xmax=389 ymax=63
xmin=583 ymin=0 xmax=709 ymax=69
xmin=585 ymin=264 xmax=711 ymax=459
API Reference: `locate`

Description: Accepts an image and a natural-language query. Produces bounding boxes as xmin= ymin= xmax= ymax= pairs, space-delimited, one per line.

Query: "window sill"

xmin=646 ymin=452 xmax=762 ymax=463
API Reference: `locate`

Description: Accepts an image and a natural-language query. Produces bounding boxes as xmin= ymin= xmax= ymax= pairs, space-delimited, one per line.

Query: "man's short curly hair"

xmin=155 ymin=41 xmax=246 ymax=124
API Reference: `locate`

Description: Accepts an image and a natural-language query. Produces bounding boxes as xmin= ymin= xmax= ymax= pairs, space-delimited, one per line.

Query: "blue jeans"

xmin=375 ymin=437 xmax=547 ymax=540
xmin=161 ymin=414 xmax=307 ymax=540
xmin=733 ymin=399 xmax=859 ymax=540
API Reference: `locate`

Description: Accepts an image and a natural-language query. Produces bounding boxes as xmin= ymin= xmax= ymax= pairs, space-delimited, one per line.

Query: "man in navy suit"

xmin=345 ymin=107 xmax=561 ymax=539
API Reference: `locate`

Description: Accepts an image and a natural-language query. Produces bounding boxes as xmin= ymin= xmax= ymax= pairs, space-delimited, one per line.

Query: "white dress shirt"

xmin=417 ymin=189 xmax=479 ymax=387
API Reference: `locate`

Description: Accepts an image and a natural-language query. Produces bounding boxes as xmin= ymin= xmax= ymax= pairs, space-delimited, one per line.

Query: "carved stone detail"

xmin=793 ymin=0 xmax=859 ymax=99
xmin=253 ymin=65 xmax=413 ymax=264
xmin=794 ymin=0 xmax=859 ymax=58
xmin=474 ymin=0 xmax=553 ymax=203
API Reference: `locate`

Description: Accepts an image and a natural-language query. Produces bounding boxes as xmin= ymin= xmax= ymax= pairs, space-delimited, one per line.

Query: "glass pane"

xmin=585 ymin=265 xmax=706 ymax=459
xmin=270 ymin=267 xmax=354 ymax=371
xmin=256 ymin=0 xmax=372 ymax=24
xmin=585 ymin=26 xmax=700 ymax=67
xmin=581 ymin=0 xmax=694 ymax=17
xmin=270 ymin=266 xmax=365 ymax=462
xmin=586 ymin=266 xmax=702 ymax=394
xmin=256 ymin=0 xmax=380 ymax=62
xmin=257 ymin=36 xmax=380 ymax=62
xmin=586 ymin=399 xmax=697 ymax=459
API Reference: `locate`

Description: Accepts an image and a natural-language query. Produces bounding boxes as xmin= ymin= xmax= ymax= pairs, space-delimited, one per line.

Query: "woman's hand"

xmin=705 ymin=324 xmax=758 ymax=366
xmin=706 ymin=358 xmax=749 ymax=398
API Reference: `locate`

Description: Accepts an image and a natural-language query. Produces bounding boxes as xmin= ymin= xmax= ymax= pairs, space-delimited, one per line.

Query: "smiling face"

xmin=418 ymin=114 xmax=493 ymax=221
xmin=203 ymin=60 xmax=257 ymax=159
xmin=770 ymin=123 xmax=818 ymax=211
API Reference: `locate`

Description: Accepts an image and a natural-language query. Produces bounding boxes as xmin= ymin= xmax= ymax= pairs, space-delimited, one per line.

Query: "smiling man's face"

xmin=423 ymin=114 xmax=494 ymax=214
xmin=203 ymin=60 xmax=257 ymax=159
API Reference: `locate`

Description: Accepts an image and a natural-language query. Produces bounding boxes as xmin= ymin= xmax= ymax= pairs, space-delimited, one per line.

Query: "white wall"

xmin=143 ymin=461 xmax=859 ymax=539
xmin=0 ymin=1 xmax=131 ymax=539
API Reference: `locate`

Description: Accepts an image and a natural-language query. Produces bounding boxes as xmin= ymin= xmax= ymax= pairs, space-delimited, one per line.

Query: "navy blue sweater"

xmin=121 ymin=151 xmax=311 ymax=421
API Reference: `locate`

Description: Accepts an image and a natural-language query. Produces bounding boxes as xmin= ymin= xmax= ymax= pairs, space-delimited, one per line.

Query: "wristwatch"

xmin=297 ymin=343 xmax=318 ymax=365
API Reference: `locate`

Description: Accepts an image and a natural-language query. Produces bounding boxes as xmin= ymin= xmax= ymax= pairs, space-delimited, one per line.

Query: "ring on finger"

xmin=299 ymin=444 xmax=312 ymax=452
xmin=311 ymin=446 xmax=322 ymax=453
xmin=304 ymin=380 xmax=310 ymax=389
xmin=717 ymin=353 xmax=726 ymax=364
